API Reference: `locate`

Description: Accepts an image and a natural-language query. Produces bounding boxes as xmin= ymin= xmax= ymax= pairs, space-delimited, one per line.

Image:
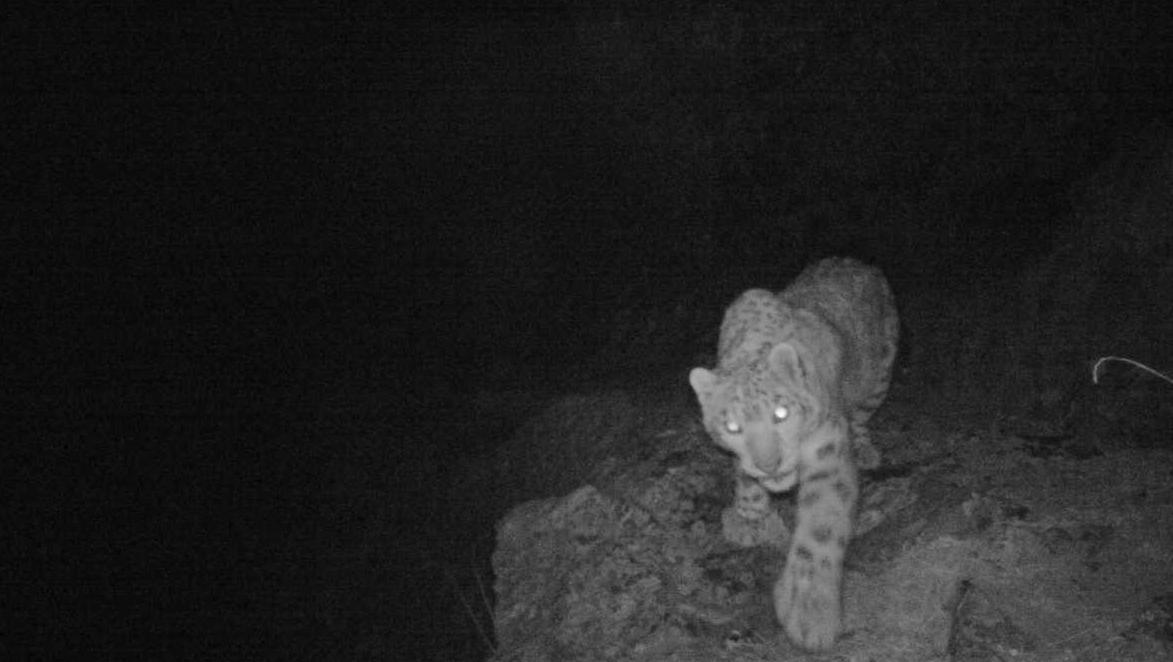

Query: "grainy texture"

xmin=688 ymin=257 xmax=899 ymax=650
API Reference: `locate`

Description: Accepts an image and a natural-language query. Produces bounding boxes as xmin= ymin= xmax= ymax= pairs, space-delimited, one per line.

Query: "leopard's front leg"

xmin=722 ymin=458 xmax=791 ymax=549
xmin=774 ymin=425 xmax=857 ymax=651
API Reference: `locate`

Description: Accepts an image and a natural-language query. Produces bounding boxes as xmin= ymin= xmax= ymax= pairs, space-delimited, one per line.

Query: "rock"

xmin=490 ymin=421 xmax=761 ymax=661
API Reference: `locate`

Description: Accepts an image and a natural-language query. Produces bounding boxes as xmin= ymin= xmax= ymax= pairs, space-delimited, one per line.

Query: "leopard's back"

xmin=779 ymin=258 xmax=898 ymax=467
xmin=781 ymin=257 xmax=898 ymax=421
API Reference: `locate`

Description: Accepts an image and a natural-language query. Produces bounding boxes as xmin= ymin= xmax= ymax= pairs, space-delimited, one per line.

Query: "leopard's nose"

xmin=748 ymin=432 xmax=782 ymax=473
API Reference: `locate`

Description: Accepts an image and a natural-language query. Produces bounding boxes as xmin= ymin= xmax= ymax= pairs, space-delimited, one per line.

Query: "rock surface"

xmin=490 ymin=392 xmax=1173 ymax=662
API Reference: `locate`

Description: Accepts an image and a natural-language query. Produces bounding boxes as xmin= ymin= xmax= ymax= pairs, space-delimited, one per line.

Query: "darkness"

xmin=5 ymin=1 xmax=1172 ymax=661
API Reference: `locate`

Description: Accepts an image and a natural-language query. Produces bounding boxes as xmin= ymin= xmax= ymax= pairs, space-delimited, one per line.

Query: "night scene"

xmin=7 ymin=1 xmax=1173 ymax=661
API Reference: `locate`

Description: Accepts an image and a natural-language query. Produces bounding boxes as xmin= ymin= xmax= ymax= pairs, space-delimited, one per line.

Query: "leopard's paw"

xmin=721 ymin=505 xmax=789 ymax=548
xmin=773 ymin=558 xmax=841 ymax=651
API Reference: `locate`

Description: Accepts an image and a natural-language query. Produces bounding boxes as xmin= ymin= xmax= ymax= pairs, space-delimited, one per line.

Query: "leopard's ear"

xmin=688 ymin=367 xmax=716 ymax=400
xmin=768 ymin=342 xmax=808 ymax=386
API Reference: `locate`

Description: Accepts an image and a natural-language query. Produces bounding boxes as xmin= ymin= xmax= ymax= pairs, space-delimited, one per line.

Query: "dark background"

xmin=6 ymin=1 xmax=1173 ymax=660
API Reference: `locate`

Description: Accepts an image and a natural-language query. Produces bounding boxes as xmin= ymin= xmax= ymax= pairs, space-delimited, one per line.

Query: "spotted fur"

xmin=689 ymin=257 xmax=898 ymax=651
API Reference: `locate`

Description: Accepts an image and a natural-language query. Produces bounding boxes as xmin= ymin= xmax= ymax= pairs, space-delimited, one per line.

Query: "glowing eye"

xmin=724 ymin=419 xmax=742 ymax=434
xmin=772 ymin=406 xmax=789 ymax=423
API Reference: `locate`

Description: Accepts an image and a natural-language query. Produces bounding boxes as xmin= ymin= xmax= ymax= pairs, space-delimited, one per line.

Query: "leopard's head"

xmin=690 ymin=342 xmax=823 ymax=491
